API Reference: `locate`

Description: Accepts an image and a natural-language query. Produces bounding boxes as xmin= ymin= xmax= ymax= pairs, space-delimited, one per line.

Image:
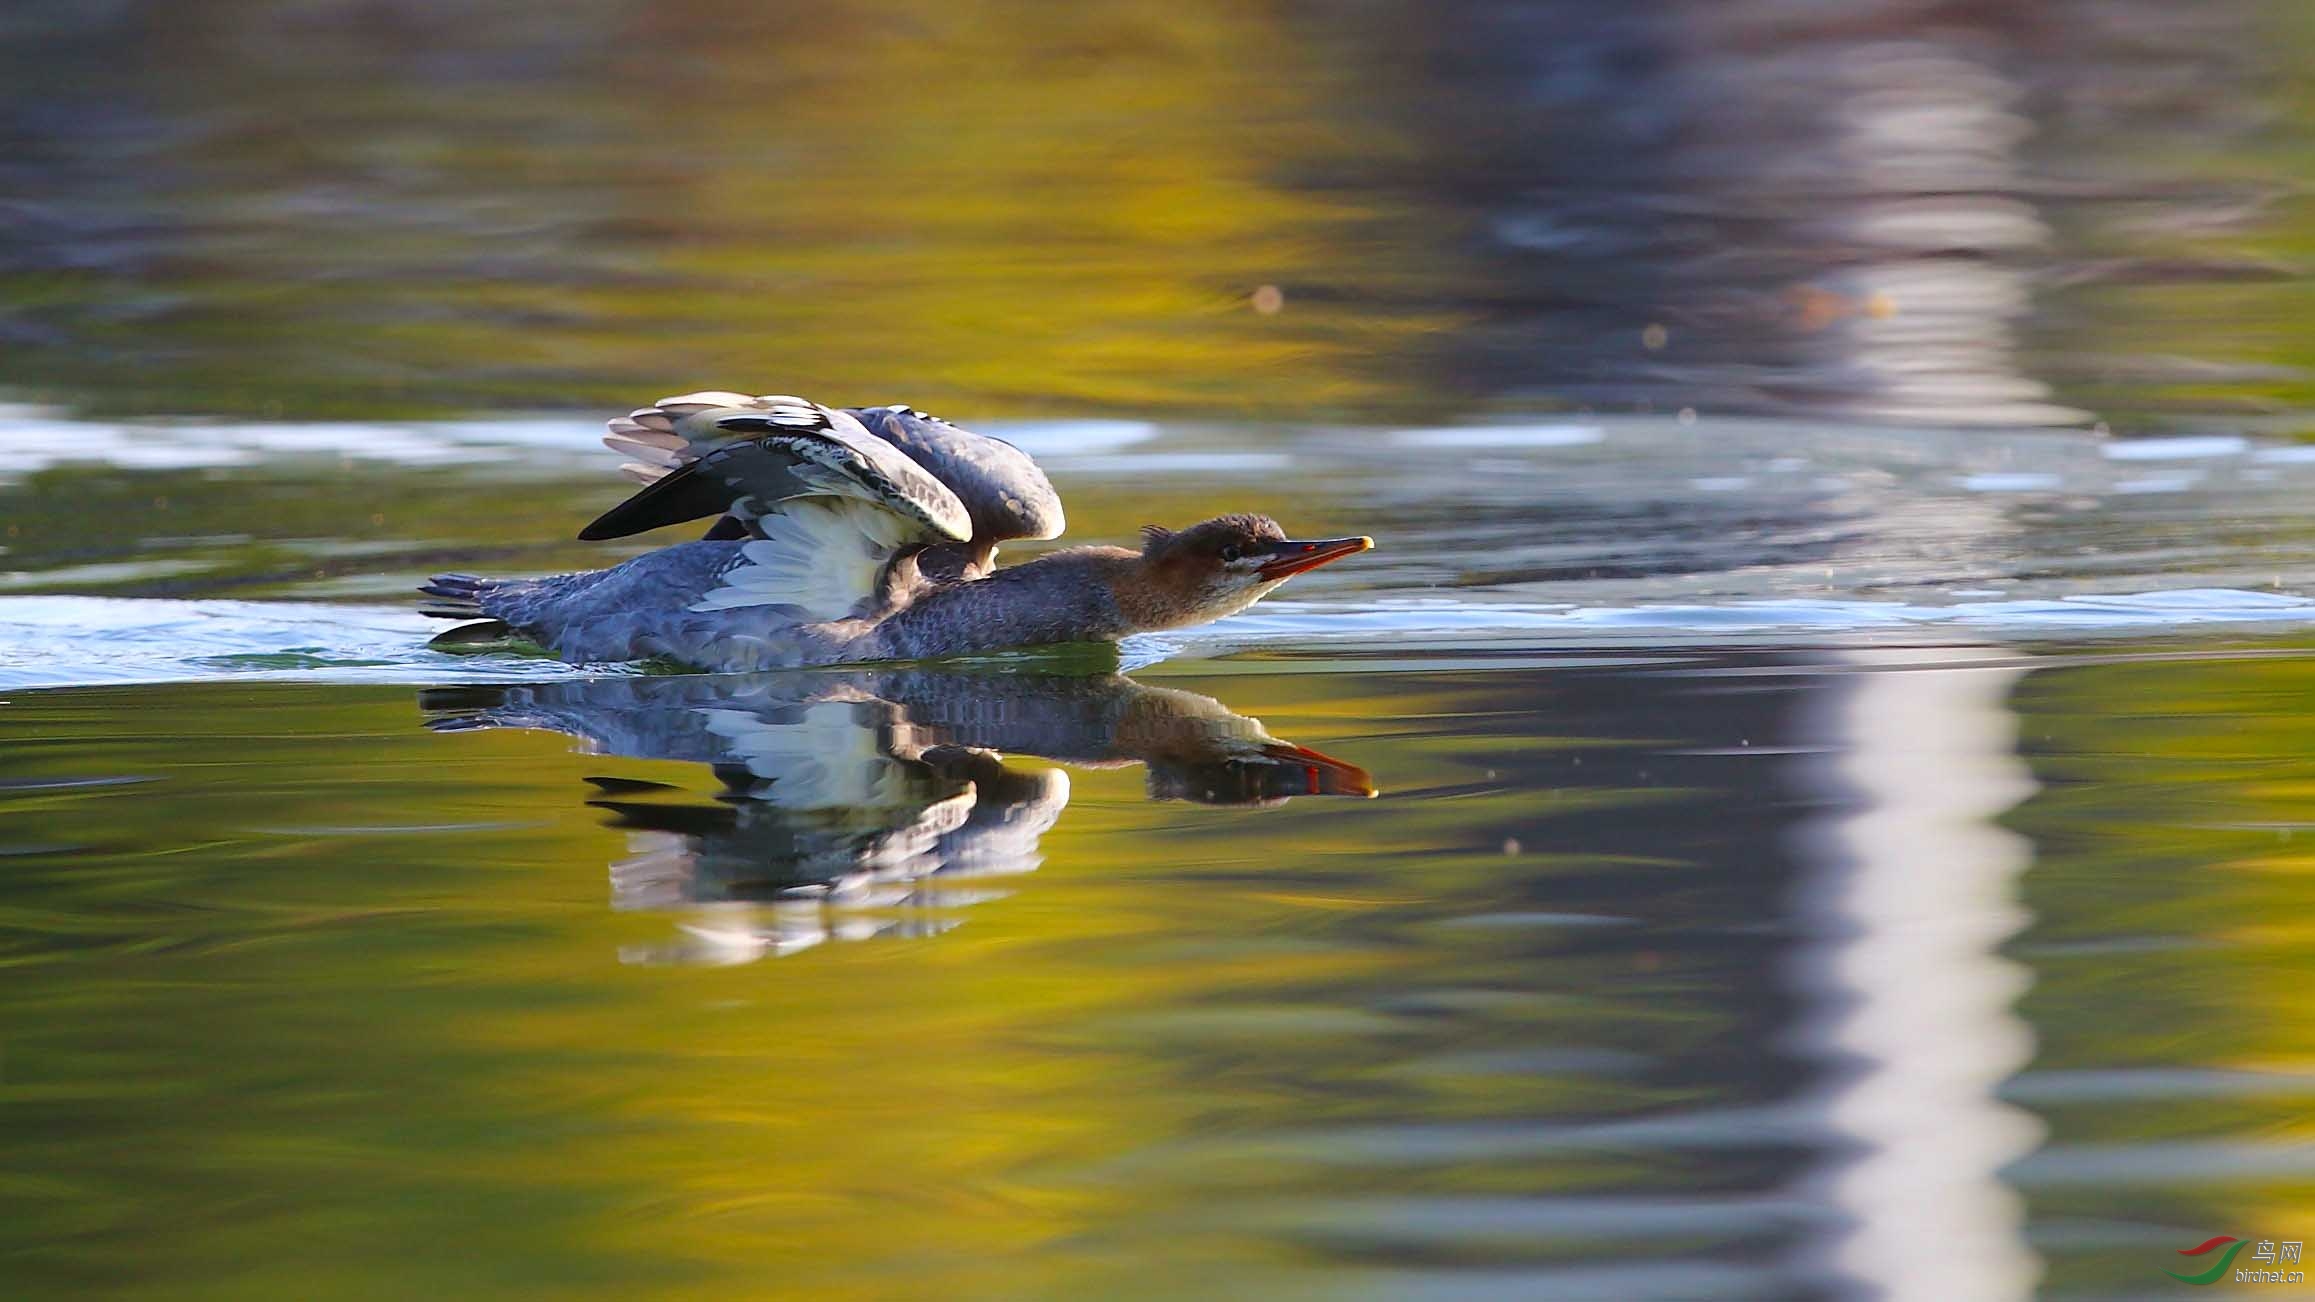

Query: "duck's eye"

xmin=1220 ymin=544 xmax=1242 ymax=563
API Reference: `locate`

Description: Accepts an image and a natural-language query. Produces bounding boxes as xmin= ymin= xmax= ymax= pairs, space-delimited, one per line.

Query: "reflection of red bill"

xmin=1261 ymin=740 xmax=1378 ymax=798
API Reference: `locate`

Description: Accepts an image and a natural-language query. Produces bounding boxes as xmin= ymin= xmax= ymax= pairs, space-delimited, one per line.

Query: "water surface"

xmin=10 ymin=640 xmax=2315 ymax=1299
xmin=8 ymin=415 xmax=2315 ymax=1299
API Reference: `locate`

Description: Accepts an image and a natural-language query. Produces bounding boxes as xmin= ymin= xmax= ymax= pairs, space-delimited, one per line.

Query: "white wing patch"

xmin=697 ymin=701 xmax=928 ymax=812
xmin=688 ymin=498 xmax=918 ymax=619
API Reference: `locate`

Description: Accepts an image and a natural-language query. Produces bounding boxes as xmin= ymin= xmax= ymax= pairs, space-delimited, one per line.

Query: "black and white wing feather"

xmin=586 ymin=393 xmax=972 ymax=621
xmin=585 ymin=394 xmax=966 ymax=542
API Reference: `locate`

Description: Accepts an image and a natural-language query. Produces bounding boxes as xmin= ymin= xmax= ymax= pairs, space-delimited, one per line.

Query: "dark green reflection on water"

xmin=6 ymin=649 xmax=2315 ymax=1296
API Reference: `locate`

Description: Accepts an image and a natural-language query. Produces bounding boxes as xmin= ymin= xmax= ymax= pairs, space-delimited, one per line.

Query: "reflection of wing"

xmin=582 ymin=394 xmax=972 ymax=622
xmin=594 ymin=762 xmax=1068 ymax=909
xmin=595 ymin=782 xmax=983 ymax=907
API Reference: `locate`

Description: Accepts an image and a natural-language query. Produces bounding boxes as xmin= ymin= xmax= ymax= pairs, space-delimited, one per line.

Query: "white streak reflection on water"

xmin=1787 ymin=649 xmax=2042 ymax=1302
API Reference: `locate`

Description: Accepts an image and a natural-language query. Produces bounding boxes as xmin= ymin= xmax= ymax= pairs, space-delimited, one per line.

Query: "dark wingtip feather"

xmin=578 ymin=462 xmax=732 ymax=540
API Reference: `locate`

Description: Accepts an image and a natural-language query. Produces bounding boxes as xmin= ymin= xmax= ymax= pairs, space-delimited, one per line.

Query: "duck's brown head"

xmin=1117 ymin=513 xmax=1373 ymax=631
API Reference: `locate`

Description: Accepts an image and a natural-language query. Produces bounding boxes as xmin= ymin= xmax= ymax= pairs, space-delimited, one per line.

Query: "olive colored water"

xmin=15 ymin=1 xmax=2315 ymax=1298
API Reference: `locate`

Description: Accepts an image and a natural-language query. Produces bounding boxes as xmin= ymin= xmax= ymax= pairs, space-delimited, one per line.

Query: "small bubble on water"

xmin=1677 ymin=407 xmax=1697 ymax=426
xmin=1251 ymin=284 xmax=1284 ymax=315
xmin=1641 ymin=323 xmax=1669 ymax=351
xmin=1502 ymin=837 xmax=1521 ymax=856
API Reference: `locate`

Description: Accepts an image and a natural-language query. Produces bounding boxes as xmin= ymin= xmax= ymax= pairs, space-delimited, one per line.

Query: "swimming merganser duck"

xmin=420 ymin=392 xmax=1372 ymax=670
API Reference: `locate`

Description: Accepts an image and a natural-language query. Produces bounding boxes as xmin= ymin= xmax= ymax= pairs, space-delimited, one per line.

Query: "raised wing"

xmin=583 ymin=393 xmax=967 ymax=542
xmin=585 ymin=394 xmax=972 ymax=621
xmin=843 ymin=406 xmax=1065 ymax=545
xmin=586 ymin=395 xmax=1065 ymax=565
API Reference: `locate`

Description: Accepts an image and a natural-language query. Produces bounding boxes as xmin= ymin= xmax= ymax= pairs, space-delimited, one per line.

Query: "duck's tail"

xmin=417 ymin=572 xmax=521 ymax=647
xmin=418 ymin=571 xmax=493 ymax=620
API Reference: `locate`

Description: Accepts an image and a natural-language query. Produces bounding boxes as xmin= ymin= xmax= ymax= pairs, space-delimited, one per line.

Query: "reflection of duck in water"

xmin=422 ymin=671 xmax=1372 ymax=962
xmin=420 ymin=394 xmax=1371 ymax=670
